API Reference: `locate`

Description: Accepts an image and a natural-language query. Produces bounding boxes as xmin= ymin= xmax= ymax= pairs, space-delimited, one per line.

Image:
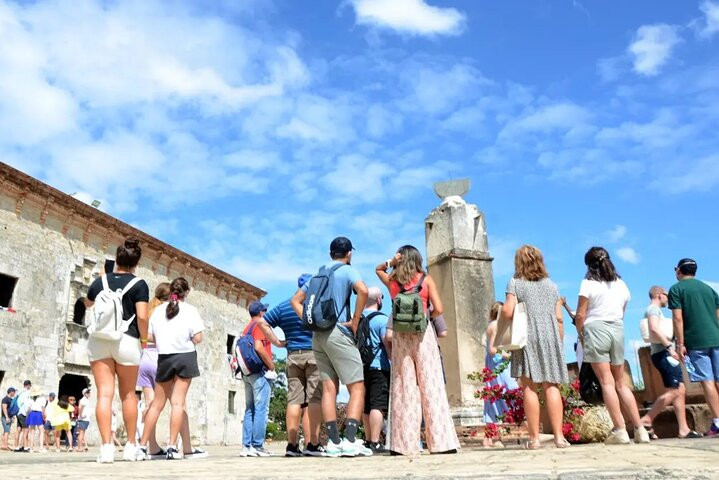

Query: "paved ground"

xmin=1 ymin=437 xmax=718 ymax=479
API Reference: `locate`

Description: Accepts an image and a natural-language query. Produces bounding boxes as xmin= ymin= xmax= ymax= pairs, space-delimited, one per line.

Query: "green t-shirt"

xmin=668 ymin=278 xmax=719 ymax=350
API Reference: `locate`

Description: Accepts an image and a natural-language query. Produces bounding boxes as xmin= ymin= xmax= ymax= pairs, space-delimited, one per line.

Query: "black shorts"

xmin=156 ymin=351 xmax=200 ymax=383
xmin=17 ymin=414 xmax=27 ymax=429
xmin=364 ymin=368 xmax=390 ymax=414
xmin=651 ymin=349 xmax=683 ymax=389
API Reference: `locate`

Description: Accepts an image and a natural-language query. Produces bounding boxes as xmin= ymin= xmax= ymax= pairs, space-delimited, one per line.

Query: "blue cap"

xmin=248 ymin=301 xmax=269 ymax=316
xmin=48 ymin=392 xmax=56 ymax=398
xmin=298 ymin=274 xmax=312 ymax=289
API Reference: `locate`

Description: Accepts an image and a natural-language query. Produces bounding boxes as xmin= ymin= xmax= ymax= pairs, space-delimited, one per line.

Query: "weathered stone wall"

xmin=0 ymin=163 xmax=264 ymax=446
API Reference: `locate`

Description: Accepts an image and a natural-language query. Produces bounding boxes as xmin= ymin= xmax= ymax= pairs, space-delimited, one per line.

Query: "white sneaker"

xmin=634 ymin=426 xmax=650 ymax=444
xmin=324 ymin=440 xmax=342 ymax=458
xmin=253 ymin=446 xmax=272 ymax=457
xmin=239 ymin=446 xmax=258 ymax=457
xmin=136 ymin=445 xmax=148 ymax=461
xmin=122 ymin=443 xmax=138 ymax=462
xmin=605 ymin=428 xmax=631 ymax=445
xmin=184 ymin=448 xmax=209 ymax=460
xmin=340 ymin=438 xmax=373 ymax=457
xmin=96 ymin=443 xmax=115 ymax=464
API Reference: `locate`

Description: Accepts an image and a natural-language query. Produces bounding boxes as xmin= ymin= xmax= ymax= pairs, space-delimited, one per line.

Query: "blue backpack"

xmin=8 ymin=395 xmax=20 ymax=417
xmin=302 ymin=264 xmax=350 ymax=331
xmin=234 ymin=322 xmax=266 ymax=377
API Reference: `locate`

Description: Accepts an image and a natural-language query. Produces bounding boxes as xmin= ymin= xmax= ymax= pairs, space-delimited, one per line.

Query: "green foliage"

xmin=267 ymin=353 xmax=289 ymax=441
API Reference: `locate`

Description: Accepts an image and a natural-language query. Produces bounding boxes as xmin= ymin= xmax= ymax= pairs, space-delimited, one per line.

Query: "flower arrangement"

xmin=470 ymin=362 xmax=590 ymax=443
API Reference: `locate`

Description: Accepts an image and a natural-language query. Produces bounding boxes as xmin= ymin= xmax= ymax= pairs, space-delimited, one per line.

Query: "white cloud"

xmin=616 ymin=247 xmax=640 ymax=265
xmin=596 ymin=56 xmax=626 ymax=83
xmin=403 ymin=63 xmax=484 ymax=115
xmin=499 ymin=103 xmax=591 ymax=139
xmin=651 ymin=154 xmax=719 ymax=194
xmin=696 ymin=1 xmax=719 ymax=38
xmin=350 ymin=0 xmax=466 ymax=37
xmin=628 ymin=24 xmax=681 ymax=76
xmin=607 ymin=225 xmax=627 ymax=243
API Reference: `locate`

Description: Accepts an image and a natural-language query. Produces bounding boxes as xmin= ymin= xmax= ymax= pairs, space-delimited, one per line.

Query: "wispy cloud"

xmin=607 ymin=225 xmax=628 ymax=243
xmin=628 ymin=24 xmax=682 ymax=76
xmin=695 ymin=1 xmax=719 ymax=38
xmin=617 ymin=247 xmax=641 ymax=265
xmin=349 ymin=0 xmax=466 ymax=37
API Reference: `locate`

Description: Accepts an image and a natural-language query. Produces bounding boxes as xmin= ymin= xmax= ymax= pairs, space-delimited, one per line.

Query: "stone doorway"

xmin=58 ymin=373 xmax=90 ymax=401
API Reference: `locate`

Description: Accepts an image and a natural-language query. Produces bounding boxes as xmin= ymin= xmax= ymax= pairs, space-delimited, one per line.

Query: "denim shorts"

xmin=651 ymin=349 xmax=683 ymax=389
xmin=77 ymin=420 xmax=90 ymax=431
xmin=687 ymin=347 xmax=719 ymax=382
xmin=1 ymin=415 xmax=11 ymax=433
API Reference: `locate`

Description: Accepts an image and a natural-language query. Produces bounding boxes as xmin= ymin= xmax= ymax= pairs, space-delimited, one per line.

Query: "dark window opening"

xmin=0 ymin=273 xmax=18 ymax=308
xmin=0 ymin=371 xmax=5 ymax=389
xmin=226 ymin=334 xmax=236 ymax=355
xmin=72 ymin=298 xmax=86 ymax=325
xmin=228 ymin=391 xmax=236 ymax=415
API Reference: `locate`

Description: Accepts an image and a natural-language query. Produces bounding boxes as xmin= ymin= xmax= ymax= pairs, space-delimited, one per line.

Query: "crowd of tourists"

xmin=2 ymin=235 xmax=718 ymax=463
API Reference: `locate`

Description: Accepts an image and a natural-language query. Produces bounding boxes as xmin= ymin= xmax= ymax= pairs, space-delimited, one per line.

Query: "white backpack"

xmin=87 ymin=275 xmax=141 ymax=340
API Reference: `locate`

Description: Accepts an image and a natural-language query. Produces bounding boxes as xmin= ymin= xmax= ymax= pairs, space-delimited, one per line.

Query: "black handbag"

xmin=579 ymin=362 xmax=603 ymax=405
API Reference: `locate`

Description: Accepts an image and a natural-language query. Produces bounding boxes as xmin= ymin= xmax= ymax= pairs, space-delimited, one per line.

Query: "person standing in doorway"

xmin=1 ymin=387 xmax=16 ymax=451
xmin=76 ymin=388 xmax=92 ymax=452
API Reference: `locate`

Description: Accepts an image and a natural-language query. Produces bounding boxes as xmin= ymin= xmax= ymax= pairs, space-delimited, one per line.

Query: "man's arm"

xmin=349 ymin=280 xmax=369 ymax=335
xmin=2 ymin=402 xmax=8 ymax=421
xmin=290 ymin=289 xmax=306 ymax=319
xmin=257 ymin=320 xmax=286 ymax=348
xmin=255 ymin=339 xmax=275 ymax=371
xmin=672 ymin=309 xmax=686 ymax=356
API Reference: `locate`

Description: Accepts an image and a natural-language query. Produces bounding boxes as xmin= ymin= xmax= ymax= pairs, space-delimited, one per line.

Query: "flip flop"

xmin=678 ymin=430 xmax=702 ymax=439
xmin=524 ymin=440 xmax=544 ymax=450
xmin=555 ymin=439 xmax=571 ymax=449
xmin=642 ymin=424 xmax=659 ymax=440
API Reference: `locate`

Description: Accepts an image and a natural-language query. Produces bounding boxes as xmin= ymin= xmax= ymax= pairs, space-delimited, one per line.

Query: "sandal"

xmin=555 ymin=438 xmax=571 ymax=449
xmin=642 ymin=424 xmax=659 ymax=440
xmin=678 ymin=430 xmax=702 ymax=439
xmin=524 ymin=440 xmax=543 ymax=450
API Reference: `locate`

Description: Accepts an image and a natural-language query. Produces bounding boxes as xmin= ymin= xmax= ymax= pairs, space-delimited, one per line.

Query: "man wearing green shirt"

xmin=669 ymin=258 xmax=719 ymax=437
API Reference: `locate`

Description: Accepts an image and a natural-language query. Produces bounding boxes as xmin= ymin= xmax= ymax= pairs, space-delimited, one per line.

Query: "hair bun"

xmin=124 ymin=237 xmax=140 ymax=249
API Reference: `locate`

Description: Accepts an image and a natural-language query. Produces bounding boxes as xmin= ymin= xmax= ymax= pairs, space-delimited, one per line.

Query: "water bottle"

xmin=666 ymin=355 xmax=680 ymax=367
xmin=684 ymin=355 xmax=696 ymax=377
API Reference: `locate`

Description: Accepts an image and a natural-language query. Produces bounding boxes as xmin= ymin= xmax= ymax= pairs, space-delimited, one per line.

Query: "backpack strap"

xmin=120 ymin=277 xmax=142 ymax=297
xmin=329 ymin=263 xmax=351 ymax=323
xmin=399 ymin=274 xmax=426 ymax=294
xmin=366 ymin=311 xmax=385 ymax=321
xmin=101 ymin=275 xmax=110 ymax=292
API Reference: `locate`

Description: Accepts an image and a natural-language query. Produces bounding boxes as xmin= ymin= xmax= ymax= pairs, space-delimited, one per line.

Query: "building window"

xmin=226 ymin=334 xmax=236 ymax=355
xmin=0 ymin=273 xmax=18 ymax=308
xmin=228 ymin=391 xmax=236 ymax=415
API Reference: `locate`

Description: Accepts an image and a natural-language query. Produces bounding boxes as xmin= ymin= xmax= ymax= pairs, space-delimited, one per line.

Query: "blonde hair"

xmin=390 ymin=245 xmax=425 ymax=285
xmin=489 ymin=301 xmax=503 ymax=321
xmin=513 ymin=245 xmax=548 ymax=282
xmin=148 ymin=282 xmax=171 ymax=318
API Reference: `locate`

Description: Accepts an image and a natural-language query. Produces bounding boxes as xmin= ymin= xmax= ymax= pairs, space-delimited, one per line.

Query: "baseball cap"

xmin=676 ymin=258 xmax=697 ymax=269
xmin=7 ymin=387 xmax=16 ymax=394
xmin=330 ymin=236 xmax=355 ymax=256
xmin=298 ymin=274 xmax=312 ymax=289
xmin=48 ymin=392 xmax=56 ymax=398
xmin=248 ymin=301 xmax=269 ymax=316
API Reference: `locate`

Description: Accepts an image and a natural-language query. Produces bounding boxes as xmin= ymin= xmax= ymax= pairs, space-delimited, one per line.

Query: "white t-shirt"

xmin=78 ymin=397 xmax=93 ymax=421
xmin=149 ymin=302 xmax=204 ymax=354
xmin=30 ymin=396 xmax=45 ymax=412
xmin=579 ymin=278 xmax=630 ymax=325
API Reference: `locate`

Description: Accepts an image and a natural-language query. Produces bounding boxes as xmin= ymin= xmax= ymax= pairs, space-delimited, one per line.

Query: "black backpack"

xmin=579 ymin=362 xmax=603 ymax=405
xmin=356 ymin=311 xmax=385 ymax=366
xmin=302 ymin=264 xmax=350 ymax=331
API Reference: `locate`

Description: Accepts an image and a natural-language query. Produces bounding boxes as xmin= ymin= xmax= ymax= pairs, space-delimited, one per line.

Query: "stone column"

xmin=425 ymin=195 xmax=494 ymax=426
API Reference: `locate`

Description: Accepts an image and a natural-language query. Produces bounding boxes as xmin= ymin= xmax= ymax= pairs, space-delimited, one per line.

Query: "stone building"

xmin=0 ymin=162 xmax=264 ymax=445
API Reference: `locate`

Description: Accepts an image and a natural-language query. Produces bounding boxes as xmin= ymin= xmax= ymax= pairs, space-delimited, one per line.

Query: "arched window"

xmin=72 ymin=298 xmax=86 ymax=325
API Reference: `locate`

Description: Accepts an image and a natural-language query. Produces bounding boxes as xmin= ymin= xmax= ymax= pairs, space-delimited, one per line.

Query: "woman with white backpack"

xmin=85 ymin=237 xmax=149 ymax=463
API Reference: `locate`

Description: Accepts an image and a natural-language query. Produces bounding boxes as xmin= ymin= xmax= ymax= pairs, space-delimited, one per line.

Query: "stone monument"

xmin=425 ymin=179 xmax=494 ymax=425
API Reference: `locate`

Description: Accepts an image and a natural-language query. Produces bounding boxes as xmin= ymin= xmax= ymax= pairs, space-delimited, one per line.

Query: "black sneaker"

xmin=303 ymin=443 xmax=326 ymax=457
xmin=166 ymin=447 xmax=182 ymax=460
xmin=370 ymin=443 xmax=388 ymax=455
xmin=285 ymin=443 xmax=303 ymax=457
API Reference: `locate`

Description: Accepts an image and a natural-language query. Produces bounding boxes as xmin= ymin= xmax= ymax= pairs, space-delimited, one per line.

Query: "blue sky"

xmin=2 ymin=0 xmax=719 ymax=381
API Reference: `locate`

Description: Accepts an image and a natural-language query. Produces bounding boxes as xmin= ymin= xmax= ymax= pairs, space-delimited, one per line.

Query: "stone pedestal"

xmin=425 ymin=196 xmax=495 ymax=426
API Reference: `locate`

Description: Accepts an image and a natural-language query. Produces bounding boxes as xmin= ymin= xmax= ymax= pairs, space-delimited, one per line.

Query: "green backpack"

xmin=392 ymin=275 xmax=428 ymax=334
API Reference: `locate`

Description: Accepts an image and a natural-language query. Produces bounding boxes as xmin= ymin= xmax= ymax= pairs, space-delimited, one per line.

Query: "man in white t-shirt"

xmin=76 ymin=388 xmax=93 ymax=451
xmin=13 ymin=380 xmax=32 ymax=452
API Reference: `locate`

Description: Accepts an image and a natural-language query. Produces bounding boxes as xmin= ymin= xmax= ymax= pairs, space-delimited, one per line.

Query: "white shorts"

xmin=87 ymin=335 xmax=142 ymax=366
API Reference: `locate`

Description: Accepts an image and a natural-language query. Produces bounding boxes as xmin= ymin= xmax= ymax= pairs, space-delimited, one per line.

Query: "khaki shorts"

xmin=583 ymin=320 xmax=625 ymax=366
xmin=312 ymin=327 xmax=364 ymax=385
xmin=87 ymin=334 xmax=142 ymax=366
xmin=287 ymin=350 xmax=322 ymax=406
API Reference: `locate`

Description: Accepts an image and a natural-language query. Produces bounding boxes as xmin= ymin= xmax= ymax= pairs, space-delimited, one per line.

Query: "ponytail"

xmin=166 ymin=277 xmax=190 ymax=320
xmin=584 ymin=246 xmax=619 ymax=282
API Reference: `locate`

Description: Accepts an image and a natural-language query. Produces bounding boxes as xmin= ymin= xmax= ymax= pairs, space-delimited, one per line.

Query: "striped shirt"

xmin=264 ymin=299 xmax=313 ymax=352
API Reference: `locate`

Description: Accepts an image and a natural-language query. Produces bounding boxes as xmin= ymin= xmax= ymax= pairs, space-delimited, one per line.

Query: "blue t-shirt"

xmin=264 ymin=299 xmax=313 ymax=352
xmin=365 ymin=309 xmax=390 ymax=371
xmin=303 ymin=261 xmax=363 ymax=337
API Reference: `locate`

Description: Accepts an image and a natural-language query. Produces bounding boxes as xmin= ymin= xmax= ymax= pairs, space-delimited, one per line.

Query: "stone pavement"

xmin=1 ymin=438 xmax=717 ymax=479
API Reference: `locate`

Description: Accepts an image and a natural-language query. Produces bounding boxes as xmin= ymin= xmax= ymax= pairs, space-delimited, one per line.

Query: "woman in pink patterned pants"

xmin=376 ymin=245 xmax=460 ymax=456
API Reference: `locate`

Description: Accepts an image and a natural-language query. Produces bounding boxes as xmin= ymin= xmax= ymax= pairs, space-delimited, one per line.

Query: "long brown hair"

xmin=584 ymin=246 xmax=619 ymax=282
xmin=489 ymin=301 xmax=503 ymax=321
xmin=390 ymin=245 xmax=425 ymax=285
xmin=166 ymin=277 xmax=190 ymax=320
xmin=148 ymin=282 xmax=171 ymax=318
xmin=514 ymin=245 xmax=548 ymax=281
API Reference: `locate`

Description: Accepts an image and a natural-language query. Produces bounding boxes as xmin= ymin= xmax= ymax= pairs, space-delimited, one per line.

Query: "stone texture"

xmin=425 ymin=196 xmax=494 ymax=424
